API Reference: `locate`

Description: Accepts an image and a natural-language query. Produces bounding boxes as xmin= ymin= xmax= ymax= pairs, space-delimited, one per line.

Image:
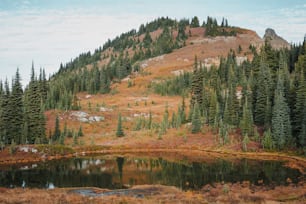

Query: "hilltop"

xmin=263 ymin=28 xmax=290 ymax=49
xmin=46 ymin=18 xmax=262 ymax=147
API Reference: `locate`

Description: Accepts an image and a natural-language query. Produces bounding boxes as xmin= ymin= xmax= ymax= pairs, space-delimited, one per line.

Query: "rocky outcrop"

xmin=263 ymin=28 xmax=290 ymax=49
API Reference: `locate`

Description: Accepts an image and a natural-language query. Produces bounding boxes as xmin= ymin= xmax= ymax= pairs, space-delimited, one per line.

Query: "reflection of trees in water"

xmin=0 ymin=157 xmax=302 ymax=189
xmin=116 ymin=157 xmax=124 ymax=187
xmin=154 ymin=159 xmax=301 ymax=190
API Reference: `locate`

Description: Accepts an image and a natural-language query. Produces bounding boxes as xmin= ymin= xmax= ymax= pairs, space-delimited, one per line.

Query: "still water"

xmin=0 ymin=155 xmax=304 ymax=190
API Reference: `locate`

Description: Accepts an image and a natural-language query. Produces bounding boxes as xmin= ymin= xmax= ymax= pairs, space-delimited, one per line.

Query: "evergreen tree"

xmin=190 ymin=16 xmax=200 ymax=28
xmin=163 ymin=104 xmax=169 ymax=129
xmin=52 ymin=115 xmax=61 ymax=142
xmin=147 ymin=111 xmax=152 ymax=129
xmin=190 ymin=56 xmax=203 ymax=111
xmin=116 ymin=113 xmax=124 ymax=137
xmin=1 ymin=80 xmax=11 ymax=144
xmin=298 ymin=99 xmax=306 ymax=147
xmin=39 ymin=68 xmax=48 ymax=105
xmin=208 ymin=91 xmax=218 ymax=125
xmin=191 ymin=102 xmax=201 ymax=133
xmin=21 ymin=121 xmax=28 ymax=144
xmin=223 ymin=86 xmax=239 ymax=126
xmin=0 ymin=80 xmax=8 ymax=144
xmin=254 ymin=59 xmax=272 ymax=127
xmin=294 ymin=71 xmax=306 ymax=146
xmin=10 ymin=69 xmax=24 ymax=144
xmin=160 ymin=104 xmax=169 ymax=135
xmin=177 ymin=20 xmax=187 ymax=41
xmin=180 ymin=96 xmax=187 ymax=123
xmin=78 ymin=125 xmax=84 ymax=137
xmin=143 ymin=30 xmax=152 ymax=48
xmin=239 ymin=98 xmax=254 ymax=137
xmin=262 ymin=129 xmax=274 ymax=150
xmin=271 ymin=69 xmax=292 ymax=149
xmin=24 ymin=64 xmax=46 ymax=144
xmin=242 ymin=134 xmax=250 ymax=151
xmin=176 ymin=107 xmax=182 ymax=128
xmin=171 ymin=112 xmax=176 ymax=128
xmin=100 ymin=68 xmax=111 ymax=94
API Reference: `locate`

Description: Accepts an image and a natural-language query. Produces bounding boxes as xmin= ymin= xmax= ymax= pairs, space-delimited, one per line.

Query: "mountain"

xmin=263 ymin=28 xmax=290 ymax=49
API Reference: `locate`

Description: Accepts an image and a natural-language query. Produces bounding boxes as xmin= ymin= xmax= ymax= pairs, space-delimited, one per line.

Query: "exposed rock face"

xmin=263 ymin=28 xmax=290 ymax=49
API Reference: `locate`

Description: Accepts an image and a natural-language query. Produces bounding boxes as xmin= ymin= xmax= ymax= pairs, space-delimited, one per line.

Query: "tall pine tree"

xmin=10 ymin=69 xmax=24 ymax=144
xmin=24 ymin=65 xmax=46 ymax=144
xmin=271 ymin=69 xmax=292 ymax=149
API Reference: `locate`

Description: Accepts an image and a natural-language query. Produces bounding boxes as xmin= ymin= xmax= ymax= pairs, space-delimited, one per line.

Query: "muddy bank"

xmin=0 ymin=182 xmax=305 ymax=204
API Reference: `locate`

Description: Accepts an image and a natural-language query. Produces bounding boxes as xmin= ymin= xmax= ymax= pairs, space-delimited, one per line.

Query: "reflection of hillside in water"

xmin=0 ymin=155 xmax=303 ymax=190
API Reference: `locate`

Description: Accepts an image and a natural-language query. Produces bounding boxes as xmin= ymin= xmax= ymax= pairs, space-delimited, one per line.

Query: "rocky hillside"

xmin=263 ymin=28 xmax=290 ymax=49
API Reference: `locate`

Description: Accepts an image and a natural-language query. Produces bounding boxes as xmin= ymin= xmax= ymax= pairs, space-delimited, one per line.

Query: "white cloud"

xmin=221 ymin=4 xmax=306 ymax=43
xmin=0 ymin=3 xmax=305 ymax=85
xmin=0 ymin=8 xmax=154 ymax=85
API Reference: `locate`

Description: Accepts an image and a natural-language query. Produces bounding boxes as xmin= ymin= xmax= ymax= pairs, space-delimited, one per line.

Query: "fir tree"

xmin=176 ymin=106 xmax=183 ymax=128
xmin=298 ymin=99 xmax=306 ymax=147
xmin=78 ymin=125 xmax=84 ymax=137
xmin=191 ymin=102 xmax=201 ymax=133
xmin=143 ymin=30 xmax=153 ymax=48
xmin=24 ymin=64 xmax=46 ymax=144
xmin=208 ymin=91 xmax=218 ymax=125
xmin=254 ymin=59 xmax=272 ymax=127
xmin=223 ymin=86 xmax=239 ymax=126
xmin=190 ymin=16 xmax=200 ymax=28
xmin=160 ymin=105 xmax=169 ymax=135
xmin=52 ymin=115 xmax=61 ymax=142
xmin=294 ymin=71 xmax=306 ymax=146
xmin=181 ymin=96 xmax=186 ymax=123
xmin=10 ymin=69 xmax=24 ymax=144
xmin=147 ymin=111 xmax=152 ymax=129
xmin=116 ymin=113 xmax=124 ymax=137
xmin=171 ymin=112 xmax=176 ymax=128
xmin=271 ymin=69 xmax=292 ymax=149
xmin=0 ymin=81 xmax=3 ymax=142
xmin=190 ymin=56 xmax=203 ymax=110
xmin=218 ymin=120 xmax=229 ymax=145
xmin=239 ymin=98 xmax=254 ymax=137
xmin=262 ymin=129 xmax=274 ymax=150
xmin=1 ymin=80 xmax=12 ymax=144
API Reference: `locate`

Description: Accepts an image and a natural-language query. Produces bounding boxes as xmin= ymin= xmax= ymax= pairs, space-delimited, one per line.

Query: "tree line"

xmin=0 ymin=64 xmax=47 ymax=146
xmin=153 ymin=40 xmax=306 ymax=150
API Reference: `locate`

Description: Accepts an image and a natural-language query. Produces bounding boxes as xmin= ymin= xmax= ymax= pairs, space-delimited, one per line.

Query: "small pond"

xmin=0 ymin=155 xmax=304 ymax=190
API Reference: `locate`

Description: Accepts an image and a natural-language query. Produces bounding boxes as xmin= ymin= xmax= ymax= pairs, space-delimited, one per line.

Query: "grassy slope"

xmin=45 ymin=27 xmax=263 ymax=150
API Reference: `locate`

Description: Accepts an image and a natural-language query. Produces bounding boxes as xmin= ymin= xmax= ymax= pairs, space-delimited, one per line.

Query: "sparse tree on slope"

xmin=190 ymin=16 xmax=200 ymax=28
xmin=116 ymin=113 xmax=124 ymax=137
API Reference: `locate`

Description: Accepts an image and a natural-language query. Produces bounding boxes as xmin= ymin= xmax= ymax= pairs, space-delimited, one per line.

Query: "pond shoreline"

xmin=0 ymin=147 xmax=305 ymax=203
xmin=1 ymin=146 xmax=305 ymax=173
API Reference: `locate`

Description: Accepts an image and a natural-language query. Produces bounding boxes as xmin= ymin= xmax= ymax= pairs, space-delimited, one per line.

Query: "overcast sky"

xmin=1 ymin=0 xmax=306 ymax=86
